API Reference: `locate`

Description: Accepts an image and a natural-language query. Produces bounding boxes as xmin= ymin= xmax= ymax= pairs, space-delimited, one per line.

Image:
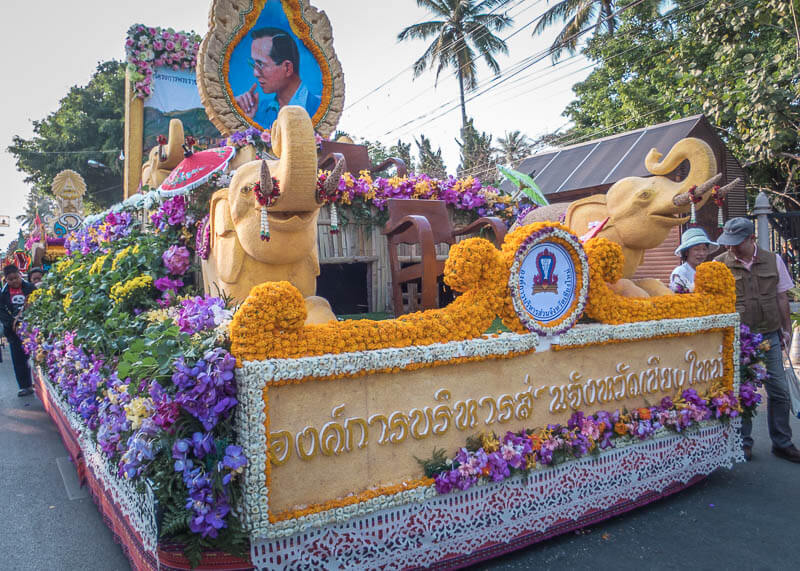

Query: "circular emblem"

xmin=508 ymin=225 xmax=589 ymax=336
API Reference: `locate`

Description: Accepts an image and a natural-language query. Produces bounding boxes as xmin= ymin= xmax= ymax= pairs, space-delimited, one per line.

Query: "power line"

xmin=375 ymin=0 xmax=711 ymax=141
xmin=344 ymin=0 xmax=529 ymax=112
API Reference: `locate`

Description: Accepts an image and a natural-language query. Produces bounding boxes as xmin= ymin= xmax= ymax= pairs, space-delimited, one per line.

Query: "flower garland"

xmin=427 ymin=386 xmax=740 ymax=495
xmin=582 ymin=238 xmax=735 ymax=323
xmin=319 ymin=170 xmax=515 ymax=222
xmin=195 ymin=214 xmax=211 ymax=260
xmin=125 ymin=25 xmax=201 ymax=98
xmin=230 ymin=238 xmax=507 ymax=362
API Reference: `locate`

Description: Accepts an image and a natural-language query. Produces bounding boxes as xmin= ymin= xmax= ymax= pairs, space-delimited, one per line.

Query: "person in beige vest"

xmin=715 ymin=217 xmax=799 ymax=462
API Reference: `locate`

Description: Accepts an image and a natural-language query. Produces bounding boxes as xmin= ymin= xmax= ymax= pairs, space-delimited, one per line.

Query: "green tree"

xmin=533 ymin=1 xmax=664 ymax=62
xmin=397 ymin=0 xmax=513 ymax=130
xmin=7 ymin=60 xmax=125 ymax=209
xmin=416 ymin=134 xmax=449 ymax=178
xmin=457 ymin=118 xmax=496 ymax=181
xmin=16 ymin=190 xmax=57 ymax=231
xmin=495 ymin=130 xmax=533 ymax=167
xmin=389 ymin=139 xmax=415 ymax=172
xmin=563 ymin=0 xmax=800 ymax=207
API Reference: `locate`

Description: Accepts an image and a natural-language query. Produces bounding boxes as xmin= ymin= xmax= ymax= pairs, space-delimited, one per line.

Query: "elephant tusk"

xmin=324 ymin=158 xmax=345 ymax=195
xmin=260 ymin=160 xmax=272 ymax=193
xmin=713 ymin=177 xmax=741 ymax=199
xmin=673 ymin=173 xmax=723 ymax=206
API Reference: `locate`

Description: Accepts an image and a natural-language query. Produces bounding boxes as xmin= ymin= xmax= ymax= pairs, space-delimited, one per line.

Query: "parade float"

xmin=19 ymin=1 xmax=763 ymax=570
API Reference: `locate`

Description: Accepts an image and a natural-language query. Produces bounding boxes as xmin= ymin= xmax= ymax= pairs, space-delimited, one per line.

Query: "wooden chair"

xmin=382 ymin=199 xmax=507 ymax=316
xmin=318 ymin=140 xmax=408 ymax=177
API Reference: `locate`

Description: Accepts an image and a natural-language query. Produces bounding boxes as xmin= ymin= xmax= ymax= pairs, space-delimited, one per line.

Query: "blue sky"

xmin=0 ymin=0 xmax=591 ymax=251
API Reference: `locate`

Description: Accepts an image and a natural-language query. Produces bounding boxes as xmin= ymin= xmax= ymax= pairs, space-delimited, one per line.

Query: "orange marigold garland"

xmin=582 ymin=237 xmax=735 ymax=323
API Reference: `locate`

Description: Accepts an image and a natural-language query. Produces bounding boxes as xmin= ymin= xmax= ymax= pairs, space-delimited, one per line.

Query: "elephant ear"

xmin=565 ymin=195 xmax=610 ymax=237
xmin=209 ymin=190 xmax=245 ymax=284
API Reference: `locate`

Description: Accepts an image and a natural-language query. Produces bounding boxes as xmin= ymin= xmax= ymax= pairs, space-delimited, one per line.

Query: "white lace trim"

xmin=250 ymin=419 xmax=743 ymax=570
xmin=39 ymin=373 xmax=159 ymax=555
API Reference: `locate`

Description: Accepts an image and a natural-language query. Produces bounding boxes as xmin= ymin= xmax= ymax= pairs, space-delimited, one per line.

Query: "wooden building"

xmin=497 ymin=114 xmax=748 ymax=283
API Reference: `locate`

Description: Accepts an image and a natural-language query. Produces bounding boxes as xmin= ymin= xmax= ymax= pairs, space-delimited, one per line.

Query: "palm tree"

xmin=496 ymin=130 xmax=532 ymax=167
xmin=533 ymin=0 xmax=656 ymax=62
xmin=398 ymin=0 xmax=513 ymax=130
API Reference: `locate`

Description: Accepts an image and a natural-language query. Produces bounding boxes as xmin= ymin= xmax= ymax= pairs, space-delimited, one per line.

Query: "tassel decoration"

xmin=687 ymin=185 xmax=702 ymax=226
xmin=253 ymin=160 xmax=281 ymax=242
xmin=711 ymin=185 xmax=725 ymax=228
xmin=329 ymin=203 xmax=339 ymax=234
xmin=156 ymin=134 xmax=167 ymax=162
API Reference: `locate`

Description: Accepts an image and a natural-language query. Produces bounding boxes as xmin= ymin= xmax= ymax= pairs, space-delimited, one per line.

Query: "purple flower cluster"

xmin=432 ymin=388 xmax=739 ymax=495
xmin=96 ymin=375 xmax=133 ymax=456
xmin=65 ymin=212 xmax=134 ymax=256
xmin=172 ymin=435 xmax=246 ymax=538
xmin=329 ymin=172 xmax=513 ymax=220
xmin=126 ymin=25 xmax=200 ymax=98
xmin=162 ymin=245 xmax=191 ymax=275
xmin=195 ymin=215 xmax=211 ymax=260
xmin=150 ymin=195 xmax=188 ymax=232
xmin=119 ymin=419 xmax=158 ymax=479
xmin=46 ymin=332 xmax=103 ymax=430
xmin=176 ymin=296 xmax=226 ymax=334
xmin=172 ymin=349 xmax=237 ymax=430
xmin=227 ymin=126 xmax=267 ymax=148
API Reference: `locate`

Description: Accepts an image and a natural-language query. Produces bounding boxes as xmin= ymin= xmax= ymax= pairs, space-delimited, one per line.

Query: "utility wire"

xmin=344 ymin=0 xmax=529 ymax=112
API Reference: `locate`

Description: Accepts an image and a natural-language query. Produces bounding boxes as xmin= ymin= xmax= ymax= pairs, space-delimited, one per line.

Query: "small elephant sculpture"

xmin=202 ymin=106 xmax=342 ymax=322
xmin=516 ymin=137 xmax=730 ymax=297
xmin=141 ymin=119 xmax=185 ymax=190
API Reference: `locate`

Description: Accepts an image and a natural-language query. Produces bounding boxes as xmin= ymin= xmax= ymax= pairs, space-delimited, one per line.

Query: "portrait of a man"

xmin=234 ymin=27 xmax=322 ymax=128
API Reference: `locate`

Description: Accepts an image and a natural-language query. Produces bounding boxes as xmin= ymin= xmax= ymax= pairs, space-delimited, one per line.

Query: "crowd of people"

xmin=0 ymin=265 xmax=43 ymax=397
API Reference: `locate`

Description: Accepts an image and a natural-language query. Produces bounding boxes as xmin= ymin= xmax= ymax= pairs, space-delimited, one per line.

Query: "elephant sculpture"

xmin=515 ymin=137 xmax=732 ymax=297
xmin=141 ymin=119 xmax=185 ymax=190
xmin=201 ymin=106 xmax=342 ymax=323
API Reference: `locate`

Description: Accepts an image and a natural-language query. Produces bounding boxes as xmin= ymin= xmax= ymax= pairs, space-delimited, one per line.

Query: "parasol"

xmin=158 ymin=146 xmax=236 ymax=196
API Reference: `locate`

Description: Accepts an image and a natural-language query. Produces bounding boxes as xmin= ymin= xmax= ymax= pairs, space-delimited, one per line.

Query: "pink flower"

xmin=162 ymin=245 xmax=192 ymax=275
xmin=165 ymin=40 xmax=175 ymax=51
xmin=260 ymin=130 xmax=271 ymax=144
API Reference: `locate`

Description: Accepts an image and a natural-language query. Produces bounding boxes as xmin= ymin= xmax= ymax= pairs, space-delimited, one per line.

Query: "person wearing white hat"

xmin=669 ymin=227 xmax=718 ymax=293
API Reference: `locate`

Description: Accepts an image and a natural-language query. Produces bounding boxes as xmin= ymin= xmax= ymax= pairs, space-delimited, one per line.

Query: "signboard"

xmin=143 ymin=67 xmax=219 ymax=150
xmin=508 ymin=226 xmax=589 ymax=335
xmin=239 ymin=321 xmax=734 ymax=522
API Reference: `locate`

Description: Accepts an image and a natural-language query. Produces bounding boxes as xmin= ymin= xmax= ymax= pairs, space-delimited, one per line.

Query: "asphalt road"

xmin=2 ymin=348 xmax=799 ymax=571
xmin=0 ymin=351 xmax=129 ymax=570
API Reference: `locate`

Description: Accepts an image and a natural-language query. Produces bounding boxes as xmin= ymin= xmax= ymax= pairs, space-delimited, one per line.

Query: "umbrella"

xmin=158 ymin=146 xmax=236 ymax=196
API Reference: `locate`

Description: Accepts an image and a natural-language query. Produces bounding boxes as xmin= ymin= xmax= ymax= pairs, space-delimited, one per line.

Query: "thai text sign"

xmin=260 ymin=327 xmax=730 ymax=515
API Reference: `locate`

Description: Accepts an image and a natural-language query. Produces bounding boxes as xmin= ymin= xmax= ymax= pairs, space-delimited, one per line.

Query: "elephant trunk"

xmin=268 ymin=107 xmax=320 ymax=213
xmin=672 ymin=173 xmax=723 ymax=206
xmin=644 ymin=137 xmax=718 ymax=208
xmin=159 ymin=119 xmax=185 ymax=170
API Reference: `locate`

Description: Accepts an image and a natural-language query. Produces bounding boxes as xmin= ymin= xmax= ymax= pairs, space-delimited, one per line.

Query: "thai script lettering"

xmin=268 ymin=350 xmax=725 ymax=465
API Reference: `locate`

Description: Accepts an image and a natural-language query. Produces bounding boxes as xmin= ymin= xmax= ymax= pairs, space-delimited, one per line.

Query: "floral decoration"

xmin=427 ymin=386 xmax=740 ymax=495
xmin=125 ymin=25 xmax=201 ymax=98
xmin=21 ymin=197 xmax=247 ymax=562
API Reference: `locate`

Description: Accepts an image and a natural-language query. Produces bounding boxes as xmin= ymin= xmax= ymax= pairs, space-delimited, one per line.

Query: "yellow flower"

xmin=89 ymin=254 xmax=109 ymax=275
xmin=27 ymin=288 xmax=44 ymax=304
xmin=62 ymin=294 xmax=73 ymax=311
xmin=124 ymin=397 xmax=154 ymax=430
xmin=111 ymin=246 xmax=132 ymax=271
xmin=55 ymin=257 xmax=74 ymax=273
xmin=110 ymin=275 xmax=154 ymax=304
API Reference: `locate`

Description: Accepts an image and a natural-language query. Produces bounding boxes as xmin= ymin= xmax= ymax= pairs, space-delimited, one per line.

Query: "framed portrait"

xmin=198 ymin=0 xmax=344 ymax=137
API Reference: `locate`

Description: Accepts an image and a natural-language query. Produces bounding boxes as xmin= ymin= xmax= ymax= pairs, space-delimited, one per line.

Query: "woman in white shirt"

xmin=670 ymin=228 xmax=718 ymax=293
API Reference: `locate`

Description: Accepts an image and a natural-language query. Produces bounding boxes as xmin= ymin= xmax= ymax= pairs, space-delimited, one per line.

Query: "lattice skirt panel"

xmin=251 ymin=420 xmax=742 ymax=570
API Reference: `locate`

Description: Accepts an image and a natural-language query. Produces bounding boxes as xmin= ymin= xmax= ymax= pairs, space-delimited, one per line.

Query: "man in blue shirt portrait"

xmin=234 ymin=27 xmax=321 ymax=127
